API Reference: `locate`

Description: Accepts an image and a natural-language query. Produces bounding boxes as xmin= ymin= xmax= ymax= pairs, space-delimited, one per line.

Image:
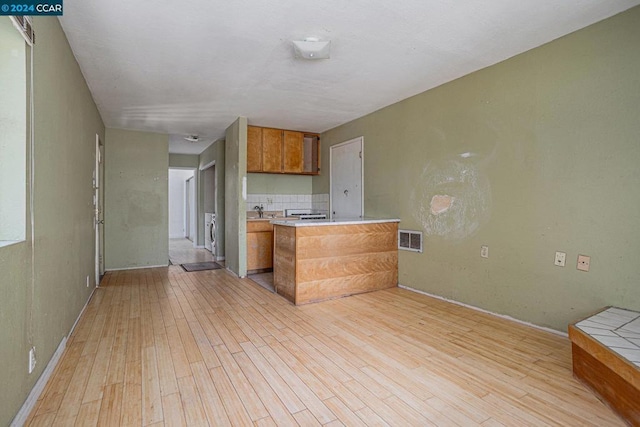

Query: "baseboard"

xmin=194 ymin=245 xmax=205 ymax=249
xmin=10 ymin=285 xmax=98 ymax=426
xmin=398 ymin=284 xmax=567 ymax=337
xmin=216 ymin=256 xmax=225 ymax=261
xmin=10 ymin=337 xmax=66 ymax=426
xmin=105 ymin=264 xmax=169 ymax=272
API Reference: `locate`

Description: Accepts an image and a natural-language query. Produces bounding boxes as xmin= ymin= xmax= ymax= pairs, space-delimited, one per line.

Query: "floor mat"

xmin=181 ymin=262 xmax=222 ymax=272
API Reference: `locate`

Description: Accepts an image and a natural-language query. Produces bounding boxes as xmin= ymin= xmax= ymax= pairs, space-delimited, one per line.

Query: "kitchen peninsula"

xmin=271 ymin=218 xmax=400 ymax=305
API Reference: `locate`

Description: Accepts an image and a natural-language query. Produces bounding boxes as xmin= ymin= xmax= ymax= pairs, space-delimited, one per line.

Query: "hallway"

xmin=168 ymin=238 xmax=215 ymax=266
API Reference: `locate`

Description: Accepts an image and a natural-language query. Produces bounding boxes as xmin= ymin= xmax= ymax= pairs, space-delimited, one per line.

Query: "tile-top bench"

xmin=568 ymin=307 xmax=640 ymax=426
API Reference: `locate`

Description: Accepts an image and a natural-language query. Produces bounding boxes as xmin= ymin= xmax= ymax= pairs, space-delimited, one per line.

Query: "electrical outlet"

xmin=480 ymin=245 xmax=489 ymax=258
xmin=577 ymin=254 xmax=591 ymax=272
xmin=29 ymin=347 xmax=36 ymax=374
xmin=267 ymin=197 xmax=273 ymax=204
xmin=86 ymin=275 xmax=90 ymax=287
xmin=554 ymin=251 xmax=566 ymax=267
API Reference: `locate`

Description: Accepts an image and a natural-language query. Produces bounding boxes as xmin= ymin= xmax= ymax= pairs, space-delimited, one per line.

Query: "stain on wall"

xmin=412 ymin=156 xmax=491 ymax=240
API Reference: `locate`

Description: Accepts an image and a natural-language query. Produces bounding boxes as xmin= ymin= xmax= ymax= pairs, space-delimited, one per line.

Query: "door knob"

xmin=344 ymin=189 xmax=349 ymax=196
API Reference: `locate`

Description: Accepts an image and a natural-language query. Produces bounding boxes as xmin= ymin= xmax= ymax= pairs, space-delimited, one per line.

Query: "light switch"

xmin=554 ymin=251 xmax=566 ymax=267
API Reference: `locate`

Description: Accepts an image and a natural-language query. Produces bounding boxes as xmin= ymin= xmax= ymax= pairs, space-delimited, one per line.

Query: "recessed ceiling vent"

xmin=184 ymin=135 xmax=200 ymax=143
xmin=398 ymin=229 xmax=423 ymax=253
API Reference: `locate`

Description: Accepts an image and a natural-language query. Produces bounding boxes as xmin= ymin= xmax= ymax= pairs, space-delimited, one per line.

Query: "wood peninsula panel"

xmin=273 ymin=222 xmax=398 ymax=305
xmin=282 ymin=131 xmax=304 ymax=173
xmin=273 ymin=226 xmax=296 ymax=303
xmin=262 ymin=128 xmax=282 ymax=173
xmin=247 ymin=126 xmax=263 ymax=172
xmin=569 ymin=324 xmax=640 ymax=425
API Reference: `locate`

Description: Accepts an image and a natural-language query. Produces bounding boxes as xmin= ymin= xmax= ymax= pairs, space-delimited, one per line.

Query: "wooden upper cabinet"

xmin=246 ymin=125 xmax=319 ymax=175
xmin=262 ymin=128 xmax=283 ymax=173
xmin=247 ymin=126 xmax=263 ymax=172
xmin=283 ymin=131 xmax=304 ymax=173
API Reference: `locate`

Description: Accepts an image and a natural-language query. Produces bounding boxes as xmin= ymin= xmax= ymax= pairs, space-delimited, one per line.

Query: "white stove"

xmin=285 ymin=209 xmax=327 ymax=220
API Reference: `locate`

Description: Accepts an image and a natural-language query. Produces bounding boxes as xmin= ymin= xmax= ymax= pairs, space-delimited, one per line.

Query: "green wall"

xmin=104 ymin=128 xmax=169 ymax=269
xmin=0 ymin=17 xmax=105 ymax=425
xmin=314 ymin=7 xmax=640 ymax=331
xmin=224 ymin=118 xmax=247 ymax=276
xmin=169 ymin=153 xmax=199 ymax=169
xmin=247 ymin=173 xmax=312 ymax=194
xmin=198 ymin=139 xmax=225 ymax=256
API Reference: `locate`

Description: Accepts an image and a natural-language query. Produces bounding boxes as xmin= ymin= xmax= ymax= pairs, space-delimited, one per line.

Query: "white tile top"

xmin=270 ymin=217 xmax=401 ymax=227
xmin=576 ymin=307 xmax=640 ymax=367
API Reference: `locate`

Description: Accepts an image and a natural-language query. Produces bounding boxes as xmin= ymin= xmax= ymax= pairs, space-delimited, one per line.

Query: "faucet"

xmin=254 ymin=204 xmax=264 ymax=218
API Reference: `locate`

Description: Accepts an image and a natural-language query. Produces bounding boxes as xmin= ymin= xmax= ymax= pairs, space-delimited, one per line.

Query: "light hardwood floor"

xmin=26 ymin=266 xmax=624 ymax=426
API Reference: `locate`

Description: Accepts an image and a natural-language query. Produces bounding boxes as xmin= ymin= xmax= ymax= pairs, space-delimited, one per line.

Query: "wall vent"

xmin=10 ymin=16 xmax=35 ymax=46
xmin=398 ymin=229 xmax=423 ymax=253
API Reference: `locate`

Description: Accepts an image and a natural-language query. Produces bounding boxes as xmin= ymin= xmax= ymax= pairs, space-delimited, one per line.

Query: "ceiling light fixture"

xmin=184 ymin=135 xmax=200 ymax=143
xmin=293 ymin=37 xmax=331 ymax=60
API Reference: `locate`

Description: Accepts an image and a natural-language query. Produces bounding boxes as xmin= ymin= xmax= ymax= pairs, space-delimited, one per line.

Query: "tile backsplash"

xmin=247 ymin=193 xmax=329 ymax=214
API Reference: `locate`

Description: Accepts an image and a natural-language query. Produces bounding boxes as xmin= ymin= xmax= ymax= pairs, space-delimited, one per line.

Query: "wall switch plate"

xmin=86 ymin=275 xmax=90 ymax=287
xmin=480 ymin=245 xmax=489 ymax=258
xmin=554 ymin=251 xmax=566 ymax=267
xmin=577 ymin=255 xmax=591 ymax=272
xmin=29 ymin=347 xmax=36 ymax=374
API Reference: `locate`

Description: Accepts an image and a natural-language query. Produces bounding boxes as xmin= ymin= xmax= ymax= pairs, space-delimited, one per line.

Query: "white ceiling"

xmin=59 ymin=0 xmax=639 ymax=155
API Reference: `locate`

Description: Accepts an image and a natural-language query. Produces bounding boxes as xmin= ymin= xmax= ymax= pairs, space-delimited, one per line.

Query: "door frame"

xmin=200 ymin=160 xmax=217 ymax=257
xmin=329 ymin=136 xmax=364 ymax=219
xmin=94 ymin=134 xmax=103 ymax=286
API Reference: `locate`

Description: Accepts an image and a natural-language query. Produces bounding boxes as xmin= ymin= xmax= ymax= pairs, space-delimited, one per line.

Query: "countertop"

xmin=270 ymin=217 xmax=400 ymax=227
xmin=247 ymin=217 xmax=284 ymax=222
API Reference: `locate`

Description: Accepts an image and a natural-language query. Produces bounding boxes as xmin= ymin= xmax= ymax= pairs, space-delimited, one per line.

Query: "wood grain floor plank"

xmin=96 ymin=382 xmax=123 ymax=426
xmin=213 ymin=344 xmax=269 ymax=421
xmin=208 ymin=366 xmax=254 ymax=426
xmin=190 ymin=361 xmax=231 ymax=426
xmin=177 ymin=375 xmax=208 ymax=426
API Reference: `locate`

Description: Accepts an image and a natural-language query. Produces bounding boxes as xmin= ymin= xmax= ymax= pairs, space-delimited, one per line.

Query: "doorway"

xmin=330 ymin=137 xmax=364 ymax=218
xmin=169 ymin=168 xmax=212 ymax=265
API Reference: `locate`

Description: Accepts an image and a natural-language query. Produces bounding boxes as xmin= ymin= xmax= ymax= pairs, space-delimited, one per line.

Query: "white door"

xmin=330 ymin=137 xmax=363 ymax=218
xmin=94 ymin=135 xmax=103 ymax=286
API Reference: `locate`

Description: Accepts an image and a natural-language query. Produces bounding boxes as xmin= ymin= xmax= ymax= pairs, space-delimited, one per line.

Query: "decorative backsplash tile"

xmin=312 ymin=193 xmax=329 ymax=214
xmin=246 ymin=193 xmax=330 ymax=215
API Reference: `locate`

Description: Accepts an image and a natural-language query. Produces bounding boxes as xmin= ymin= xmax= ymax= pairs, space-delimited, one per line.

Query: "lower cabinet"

xmin=247 ymin=221 xmax=273 ymax=271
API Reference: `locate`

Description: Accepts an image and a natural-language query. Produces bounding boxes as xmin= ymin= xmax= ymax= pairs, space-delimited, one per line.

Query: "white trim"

xmin=10 ymin=337 xmax=67 ymax=427
xmin=329 ymin=136 xmax=364 ymax=219
xmin=398 ymin=284 xmax=567 ymax=337
xmin=193 ymin=245 xmax=205 ymax=249
xmin=200 ymin=160 xmax=215 ymax=171
xmin=105 ymin=264 xmax=169 ymax=272
xmin=216 ymin=256 xmax=225 ymax=261
xmin=10 ymin=285 xmax=97 ymax=427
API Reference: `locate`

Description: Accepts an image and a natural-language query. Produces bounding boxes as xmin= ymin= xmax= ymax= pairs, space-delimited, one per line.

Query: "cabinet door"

xmin=262 ymin=128 xmax=283 ymax=173
xmin=247 ymin=231 xmax=273 ymax=270
xmin=247 ymin=126 xmax=263 ymax=172
xmin=283 ymin=131 xmax=304 ymax=173
xmin=302 ymin=134 xmax=320 ymax=174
